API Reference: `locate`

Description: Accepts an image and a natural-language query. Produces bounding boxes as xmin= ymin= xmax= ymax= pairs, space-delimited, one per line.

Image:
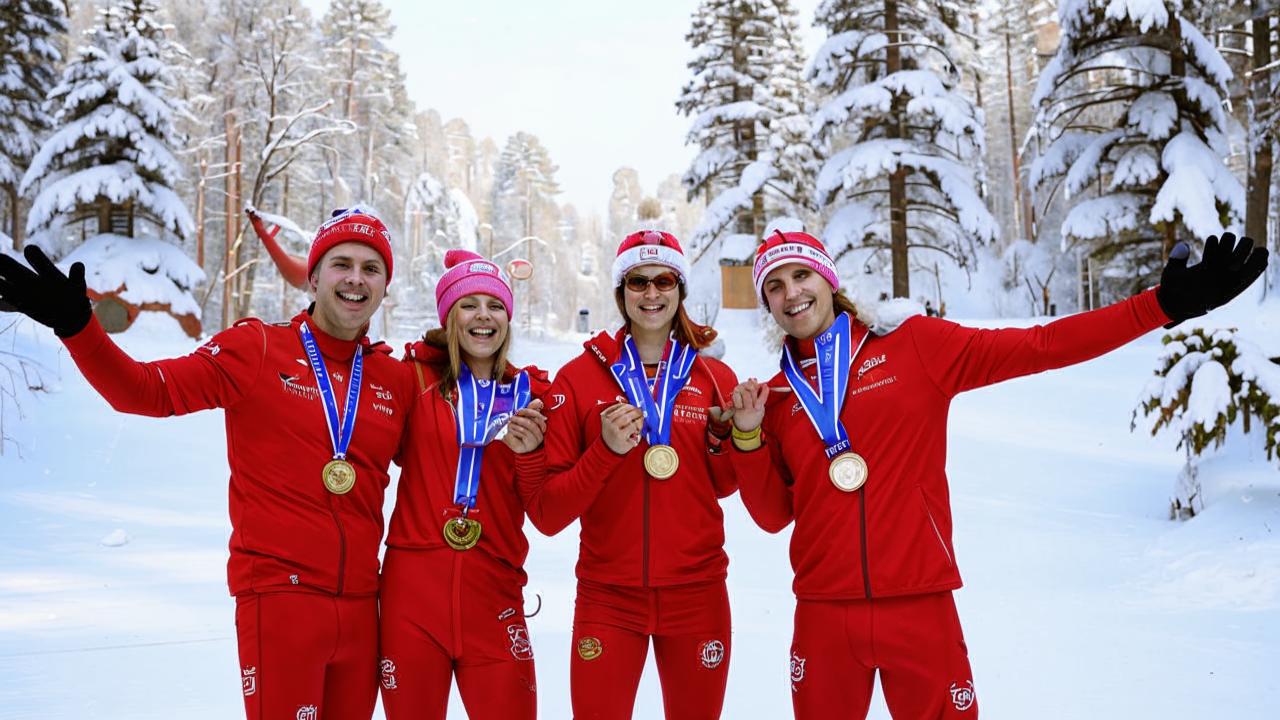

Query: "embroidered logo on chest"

xmin=856 ymin=354 xmax=886 ymax=381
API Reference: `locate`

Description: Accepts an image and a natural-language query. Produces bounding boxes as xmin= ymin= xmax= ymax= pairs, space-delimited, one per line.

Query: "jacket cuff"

xmin=60 ymin=315 xmax=109 ymax=359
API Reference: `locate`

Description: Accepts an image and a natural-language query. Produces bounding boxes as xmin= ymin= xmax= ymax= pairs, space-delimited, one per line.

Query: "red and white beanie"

xmin=435 ymin=249 xmax=514 ymax=325
xmin=752 ymin=230 xmax=839 ymax=301
xmin=308 ymin=207 xmax=395 ymax=283
xmin=612 ymin=230 xmax=691 ymax=287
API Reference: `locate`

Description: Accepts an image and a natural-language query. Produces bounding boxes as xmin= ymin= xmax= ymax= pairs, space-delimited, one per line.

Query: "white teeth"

xmin=471 ymin=328 xmax=495 ymax=337
xmin=785 ymin=301 xmax=812 ymax=316
xmin=640 ymin=305 xmax=663 ymax=311
xmin=337 ymin=291 xmax=366 ymax=302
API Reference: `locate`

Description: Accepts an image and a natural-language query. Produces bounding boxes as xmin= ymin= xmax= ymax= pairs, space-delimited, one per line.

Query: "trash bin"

xmin=576 ymin=308 xmax=590 ymax=333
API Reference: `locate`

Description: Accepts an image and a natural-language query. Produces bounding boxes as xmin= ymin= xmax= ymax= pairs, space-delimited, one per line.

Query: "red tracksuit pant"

xmin=789 ymin=591 xmax=977 ymax=720
xmin=235 ymin=590 xmax=378 ymax=720
xmin=378 ymin=547 xmax=537 ymax=720
xmin=570 ymin=579 xmax=732 ymax=720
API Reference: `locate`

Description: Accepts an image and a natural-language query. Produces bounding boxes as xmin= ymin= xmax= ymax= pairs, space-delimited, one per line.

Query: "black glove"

xmin=0 ymin=245 xmax=92 ymax=338
xmin=1155 ymin=233 xmax=1270 ymax=326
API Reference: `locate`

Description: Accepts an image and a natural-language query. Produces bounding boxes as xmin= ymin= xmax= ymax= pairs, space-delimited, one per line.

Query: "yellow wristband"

xmin=731 ymin=424 xmax=761 ymax=441
xmin=732 ymin=434 xmax=763 ymax=452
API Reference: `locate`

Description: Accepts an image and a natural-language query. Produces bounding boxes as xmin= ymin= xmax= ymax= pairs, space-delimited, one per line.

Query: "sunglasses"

xmin=624 ymin=272 xmax=679 ymax=292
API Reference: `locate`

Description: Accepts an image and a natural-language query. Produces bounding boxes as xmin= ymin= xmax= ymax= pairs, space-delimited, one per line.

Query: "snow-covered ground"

xmin=1 ymin=304 xmax=1278 ymax=719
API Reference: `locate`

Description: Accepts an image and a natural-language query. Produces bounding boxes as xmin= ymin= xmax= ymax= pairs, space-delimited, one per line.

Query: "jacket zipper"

xmin=329 ymin=493 xmax=346 ymax=596
xmin=859 ymin=487 xmax=872 ymax=598
xmin=642 ymin=474 xmax=651 ymax=587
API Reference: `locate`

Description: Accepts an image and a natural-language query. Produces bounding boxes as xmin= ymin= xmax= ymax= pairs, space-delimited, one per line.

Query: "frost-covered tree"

xmin=811 ymin=0 xmax=998 ymax=299
xmin=490 ymin=132 xmax=561 ymax=328
xmin=404 ymin=170 xmax=477 ymax=271
xmin=677 ymin=0 xmax=814 ymax=260
xmin=322 ymin=0 xmax=416 ymax=211
xmin=0 ymin=0 xmax=67 ymax=249
xmin=1030 ymin=0 xmax=1243 ymax=302
xmin=20 ymin=0 xmax=195 ymax=251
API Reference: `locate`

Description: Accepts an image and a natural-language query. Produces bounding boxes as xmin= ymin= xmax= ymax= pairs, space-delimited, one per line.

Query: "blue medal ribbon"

xmin=780 ymin=313 xmax=869 ymax=460
xmin=299 ymin=322 xmax=363 ymax=462
xmin=452 ymin=364 xmax=532 ymax=510
xmin=609 ymin=335 xmax=697 ymax=447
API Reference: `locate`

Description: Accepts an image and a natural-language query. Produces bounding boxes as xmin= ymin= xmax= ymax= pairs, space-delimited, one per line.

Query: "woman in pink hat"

xmin=530 ymin=230 xmax=740 ymax=719
xmin=378 ymin=249 xmax=554 ymax=720
xmin=728 ymin=230 xmax=1267 ymax=719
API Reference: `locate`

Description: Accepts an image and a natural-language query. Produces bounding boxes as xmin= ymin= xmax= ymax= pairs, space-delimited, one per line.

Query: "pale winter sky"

xmin=300 ymin=0 xmax=824 ymax=216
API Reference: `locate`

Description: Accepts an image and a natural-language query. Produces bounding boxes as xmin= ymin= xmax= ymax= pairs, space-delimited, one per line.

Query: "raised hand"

xmin=1157 ymin=233 xmax=1270 ymax=325
xmin=730 ymin=379 xmax=770 ymax=433
xmin=600 ymin=402 xmax=644 ymax=455
xmin=0 ymin=245 xmax=92 ymax=337
xmin=501 ymin=399 xmax=547 ymax=454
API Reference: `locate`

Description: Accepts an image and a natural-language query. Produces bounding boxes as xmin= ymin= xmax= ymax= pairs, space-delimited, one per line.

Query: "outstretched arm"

xmin=915 ymin=235 xmax=1270 ymax=396
xmin=0 ymin=246 xmax=262 ymax=416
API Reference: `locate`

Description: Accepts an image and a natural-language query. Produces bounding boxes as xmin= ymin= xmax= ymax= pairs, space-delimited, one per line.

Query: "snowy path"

xmin=1 ymin=310 xmax=1277 ymax=719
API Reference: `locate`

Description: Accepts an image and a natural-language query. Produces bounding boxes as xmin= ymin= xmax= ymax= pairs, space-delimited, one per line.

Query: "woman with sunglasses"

xmin=530 ymin=230 xmax=739 ymax=719
xmin=379 ymin=249 xmax=552 ymax=720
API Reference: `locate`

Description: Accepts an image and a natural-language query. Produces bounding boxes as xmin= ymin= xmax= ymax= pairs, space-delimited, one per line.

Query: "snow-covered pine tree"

xmin=19 ymin=0 xmax=203 ymax=335
xmin=21 ymin=0 xmax=195 ymax=247
xmin=490 ymin=132 xmax=561 ymax=329
xmin=0 ymin=0 xmax=67 ymax=250
xmin=811 ymin=0 xmax=998 ymax=299
xmin=1133 ymin=327 xmax=1280 ymax=517
xmin=677 ymin=0 xmax=814 ymax=262
xmin=1030 ymin=0 xmax=1243 ymax=303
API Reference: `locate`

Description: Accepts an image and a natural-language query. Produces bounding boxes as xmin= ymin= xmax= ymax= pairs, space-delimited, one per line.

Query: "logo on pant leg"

xmin=789 ymin=652 xmax=806 ymax=692
xmin=241 ymin=665 xmax=257 ymax=696
xmin=698 ymin=640 xmax=725 ymax=669
xmin=950 ymin=680 xmax=976 ymax=711
xmin=380 ymin=657 xmax=399 ymax=690
xmin=576 ymin=636 xmax=603 ymax=661
xmin=508 ymin=624 xmax=534 ymax=661
xmin=295 ymin=705 xmax=317 ymax=720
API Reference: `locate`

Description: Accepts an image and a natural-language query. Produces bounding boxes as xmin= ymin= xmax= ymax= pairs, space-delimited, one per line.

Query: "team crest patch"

xmin=950 ymin=680 xmax=976 ymax=711
xmin=380 ymin=657 xmax=398 ymax=690
xmin=698 ymin=639 xmax=725 ymax=669
xmin=789 ymin=652 xmax=806 ymax=692
xmin=577 ymin=636 xmax=603 ymax=661
xmin=295 ymin=705 xmax=317 ymax=720
xmin=508 ymin=624 xmax=534 ymax=661
xmin=241 ymin=665 xmax=256 ymax=696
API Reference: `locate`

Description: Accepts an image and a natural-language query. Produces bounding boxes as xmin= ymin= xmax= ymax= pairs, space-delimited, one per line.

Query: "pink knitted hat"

xmin=435 ymin=249 xmax=514 ymax=325
xmin=752 ymin=230 xmax=840 ymax=301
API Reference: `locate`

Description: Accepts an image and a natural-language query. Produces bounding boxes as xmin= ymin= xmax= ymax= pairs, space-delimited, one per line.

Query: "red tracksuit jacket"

xmin=385 ymin=342 xmax=552 ymax=582
xmin=535 ymin=330 xmax=739 ymax=587
xmin=61 ymin=311 xmax=412 ymax=597
xmin=733 ymin=290 xmax=1171 ymax=601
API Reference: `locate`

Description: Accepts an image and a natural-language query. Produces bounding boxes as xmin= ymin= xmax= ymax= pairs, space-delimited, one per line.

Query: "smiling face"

xmin=762 ymin=262 xmax=837 ymax=340
xmin=308 ymin=241 xmax=388 ymax=340
xmin=452 ymin=293 xmax=510 ymax=362
xmin=621 ymin=264 xmax=681 ymax=336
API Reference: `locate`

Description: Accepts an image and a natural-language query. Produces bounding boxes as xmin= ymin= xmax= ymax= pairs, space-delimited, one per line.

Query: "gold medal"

xmin=322 ymin=459 xmax=357 ymax=495
xmin=829 ymin=452 xmax=868 ymax=493
xmin=643 ymin=444 xmax=679 ymax=480
xmin=443 ymin=516 xmax=482 ymax=550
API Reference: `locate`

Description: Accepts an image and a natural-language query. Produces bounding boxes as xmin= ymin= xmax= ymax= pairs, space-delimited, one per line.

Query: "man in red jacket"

xmin=727 ymin=231 xmax=1267 ymax=719
xmin=0 ymin=208 xmax=413 ymax=720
